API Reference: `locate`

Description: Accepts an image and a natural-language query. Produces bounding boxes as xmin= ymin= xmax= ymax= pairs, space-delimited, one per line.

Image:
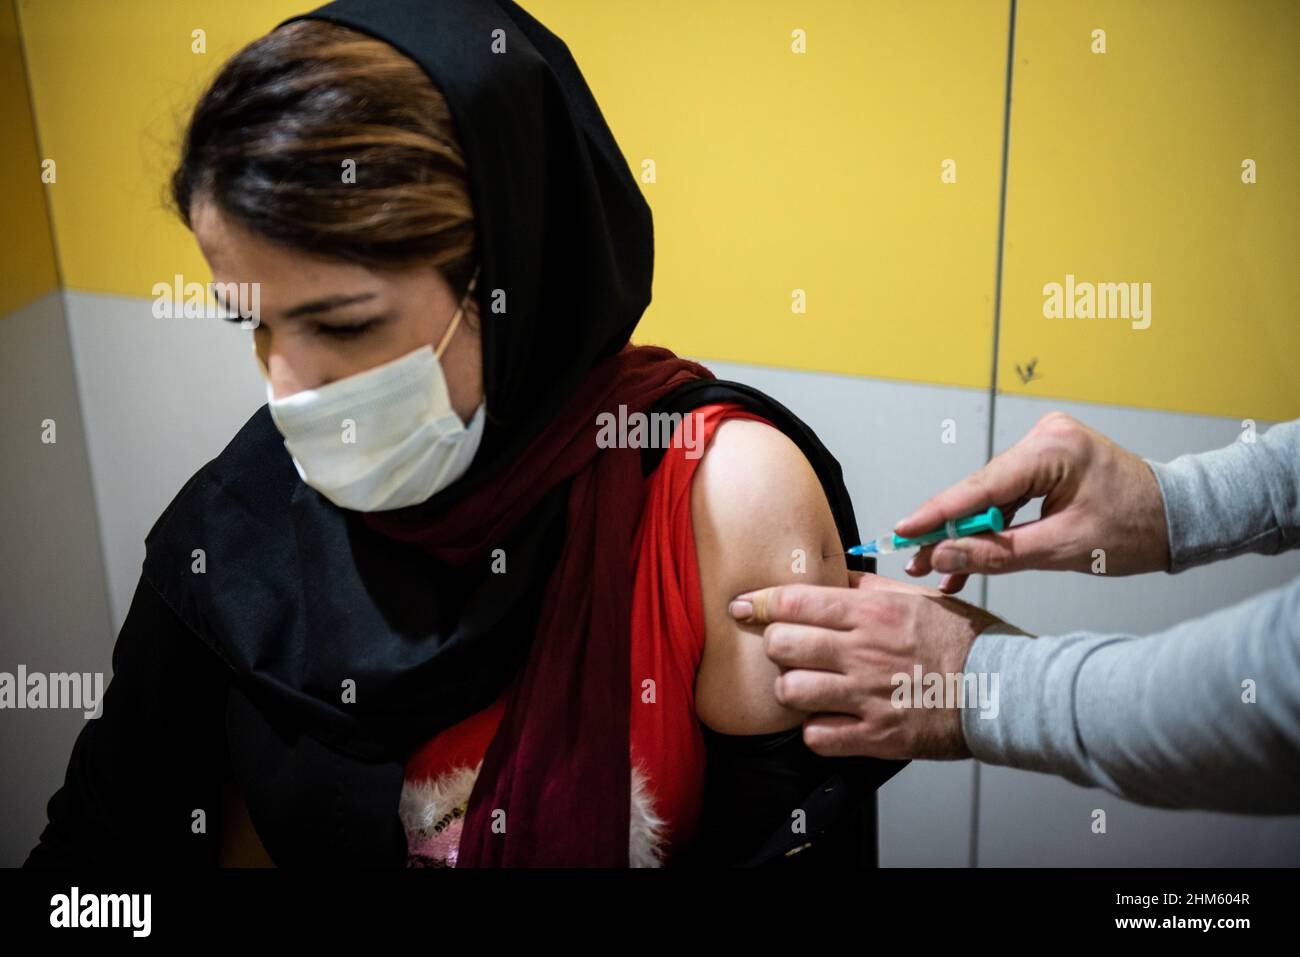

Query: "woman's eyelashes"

xmin=313 ymin=315 xmax=387 ymax=339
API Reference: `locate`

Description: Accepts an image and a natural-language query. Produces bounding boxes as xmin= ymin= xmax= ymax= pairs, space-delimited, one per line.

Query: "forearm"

xmin=962 ymin=576 xmax=1300 ymax=813
xmin=1147 ymin=418 xmax=1300 ymax=572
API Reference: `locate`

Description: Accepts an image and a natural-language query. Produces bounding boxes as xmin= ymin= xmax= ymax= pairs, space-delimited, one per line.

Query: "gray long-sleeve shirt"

xmin=961 ymin=418 xmax=1300 ymax=813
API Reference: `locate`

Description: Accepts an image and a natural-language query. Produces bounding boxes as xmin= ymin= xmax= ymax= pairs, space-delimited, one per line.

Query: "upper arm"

xmin=690 ymin=418 xmax=849 ymax=735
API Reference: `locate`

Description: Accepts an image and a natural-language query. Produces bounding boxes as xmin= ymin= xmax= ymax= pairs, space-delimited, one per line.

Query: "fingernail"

xmin=729 ymin=599 xmax=754 ymax=621
xmin=905 ymin=557 xmax=919 ymax=574
xmin=933 ymin=549 xmax=968 ymax=573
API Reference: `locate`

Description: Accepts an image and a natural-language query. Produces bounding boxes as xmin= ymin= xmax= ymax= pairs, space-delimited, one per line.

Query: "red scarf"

xmin=363 ymin=344 xmax=712 ymax=865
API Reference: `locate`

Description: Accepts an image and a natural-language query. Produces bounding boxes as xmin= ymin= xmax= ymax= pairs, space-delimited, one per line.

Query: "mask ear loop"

xmin=434 ymin=266 xmax=481 ymax=360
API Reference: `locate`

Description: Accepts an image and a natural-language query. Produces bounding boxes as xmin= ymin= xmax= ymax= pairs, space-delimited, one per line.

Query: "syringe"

xmin=837 ymin=506 xmax=1005 ymax=557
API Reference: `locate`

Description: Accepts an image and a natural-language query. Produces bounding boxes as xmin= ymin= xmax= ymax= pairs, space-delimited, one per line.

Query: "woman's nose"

xmin=265 ymin=361 xmax=344 ymax=400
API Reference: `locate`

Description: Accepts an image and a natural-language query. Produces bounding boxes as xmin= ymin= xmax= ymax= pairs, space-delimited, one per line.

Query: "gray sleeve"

xmin=961 ymin=576 xmax=1300 ymax=813
xmin=1146 ymin=418 xmax=1300 ymax=572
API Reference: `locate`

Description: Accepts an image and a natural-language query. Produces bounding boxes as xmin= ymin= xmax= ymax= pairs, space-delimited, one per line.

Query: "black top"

xmin=25 ymin=387 xmax=906 ymax=868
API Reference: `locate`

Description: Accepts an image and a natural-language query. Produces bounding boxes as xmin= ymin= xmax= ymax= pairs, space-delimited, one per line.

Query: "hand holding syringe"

xmin=879 ymin=413 xmax=1171 ymax=593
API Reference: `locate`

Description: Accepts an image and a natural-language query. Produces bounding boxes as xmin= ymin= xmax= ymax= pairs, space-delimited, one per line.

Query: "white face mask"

xmin=260 ymin=270 xmax=486 ymax=512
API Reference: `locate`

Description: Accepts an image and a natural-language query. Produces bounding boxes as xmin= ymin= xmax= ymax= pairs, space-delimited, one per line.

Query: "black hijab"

xmin=280 ymin=0 xmax=657 ymax=509
xmin=142 ymin=0 xmax=892 ymax=865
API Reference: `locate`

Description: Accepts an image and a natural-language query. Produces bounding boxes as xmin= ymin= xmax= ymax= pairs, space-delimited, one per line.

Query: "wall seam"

xmin=973 ymin=0 xmax=1018 ymax=871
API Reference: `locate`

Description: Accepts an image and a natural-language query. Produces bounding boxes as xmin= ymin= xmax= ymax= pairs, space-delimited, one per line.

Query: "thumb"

xmin=927 ymin=518 xmax=1068 ymax=576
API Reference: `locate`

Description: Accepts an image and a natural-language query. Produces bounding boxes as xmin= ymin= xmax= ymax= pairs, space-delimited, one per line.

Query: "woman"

xmin=26 ymin=0 xmax=901 ymax=868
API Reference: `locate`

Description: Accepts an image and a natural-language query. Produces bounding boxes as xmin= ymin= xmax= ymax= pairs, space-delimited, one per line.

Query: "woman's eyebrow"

xmin=282 ymin=292 xmax=379 ymax=318
xmin=211 ymin=289 xmax=380 ymax=323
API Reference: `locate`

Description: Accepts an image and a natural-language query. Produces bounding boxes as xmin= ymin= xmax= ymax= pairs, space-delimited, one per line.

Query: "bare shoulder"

xmin=690 ymin=417 xmax=848 ymax=734
xmin=691 ymin=419 xmax=832 ymax=551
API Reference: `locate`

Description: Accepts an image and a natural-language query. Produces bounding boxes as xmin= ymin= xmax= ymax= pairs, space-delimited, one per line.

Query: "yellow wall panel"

xmin=999 ymin=0 xmax=1300 ymax=421
xmin=16 ymin=0 xmax=1295 ymax=414
xmin=0 ymin=0 xmax=59 ymax=316
xmin=18 ymin=0 xmax=1010 ymax=392
xmin=535 ymin=0 xmax=1010 ymax=389
xmin=17 ymin=0 xmax=306 ymax=300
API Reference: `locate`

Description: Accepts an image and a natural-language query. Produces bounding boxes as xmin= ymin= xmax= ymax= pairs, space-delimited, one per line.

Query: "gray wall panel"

xmin=63 ymin=290 xmax=265 ymax=630
xmin=0 ymin=291 xmax=114 ymax=865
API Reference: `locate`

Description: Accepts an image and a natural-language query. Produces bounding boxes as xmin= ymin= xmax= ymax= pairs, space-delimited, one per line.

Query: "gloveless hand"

xmin=898 ymin=412 xmax=1171 ymax=594
xmin=729 ymin=571 xmax=1007 ymax=760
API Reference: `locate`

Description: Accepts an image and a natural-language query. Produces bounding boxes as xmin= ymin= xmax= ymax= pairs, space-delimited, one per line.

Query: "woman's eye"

xmin=315 ymin=319 xmax=379 ymax=338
